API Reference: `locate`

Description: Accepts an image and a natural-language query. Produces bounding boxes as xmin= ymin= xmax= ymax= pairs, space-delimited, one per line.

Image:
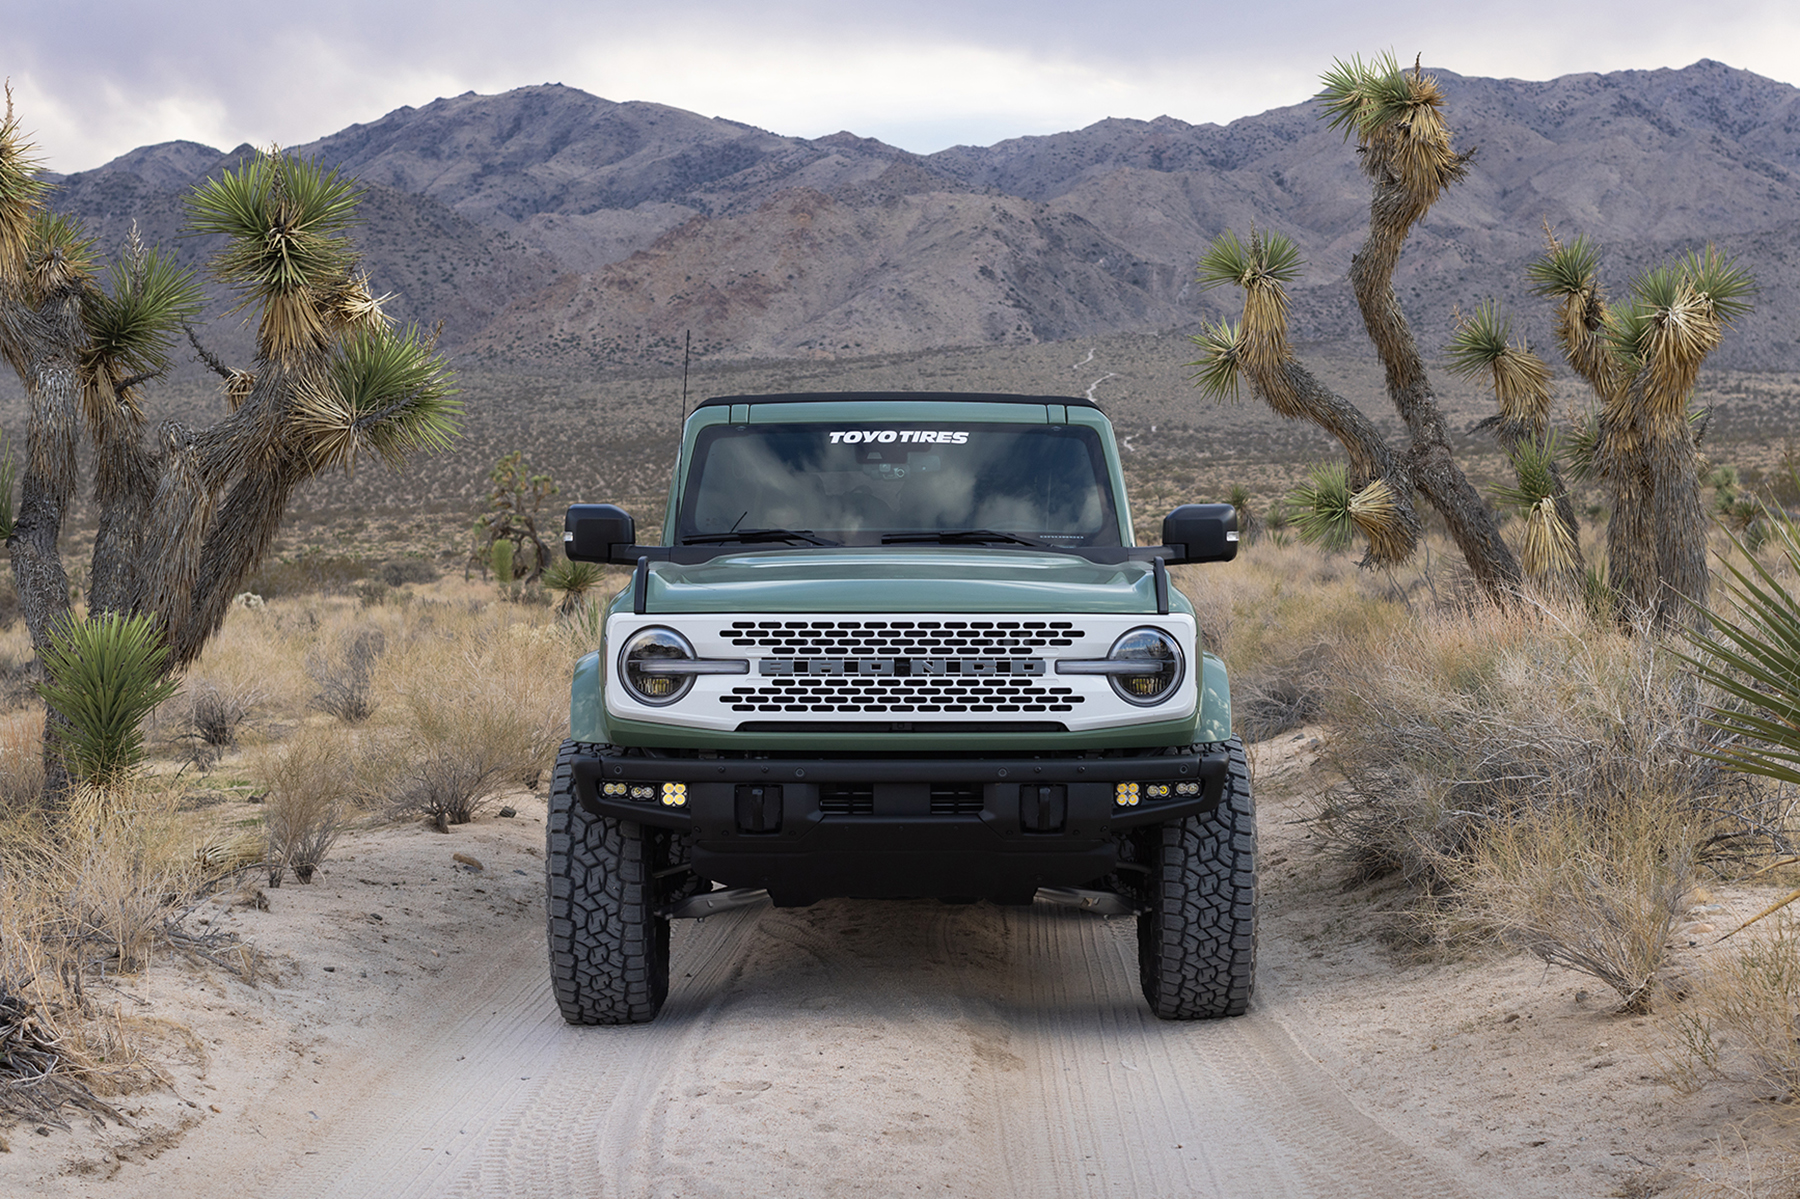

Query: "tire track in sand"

xmin=188 ymin=897 xmax=1482 ymax=1198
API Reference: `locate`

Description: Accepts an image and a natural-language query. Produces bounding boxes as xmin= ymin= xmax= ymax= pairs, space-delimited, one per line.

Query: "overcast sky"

xmin=8 ymin=1 xmax=1800 ymax=172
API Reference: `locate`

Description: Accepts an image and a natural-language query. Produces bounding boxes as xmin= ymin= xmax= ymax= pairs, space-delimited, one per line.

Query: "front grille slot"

xmin=929 ymin=784 xmax=984 ymax=815
xmin=722 ymin=619 xmax=1086 ymax=658
xmin=818 ymin=784 xmax=874 ymax=815
xmin=724 ymin=678 xmax=1084 ymax=715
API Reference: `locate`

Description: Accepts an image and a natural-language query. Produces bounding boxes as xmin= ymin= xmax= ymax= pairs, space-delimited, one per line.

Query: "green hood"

xmin=637 ymin=547 xmax=1182 ymax=615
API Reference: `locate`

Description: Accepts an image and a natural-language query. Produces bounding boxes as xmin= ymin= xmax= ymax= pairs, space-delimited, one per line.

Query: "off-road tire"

xmin=1137 ymin=736 xmax=1256 ymax=1019
xmin=546 ymin=740 xmax=670 ymax=1024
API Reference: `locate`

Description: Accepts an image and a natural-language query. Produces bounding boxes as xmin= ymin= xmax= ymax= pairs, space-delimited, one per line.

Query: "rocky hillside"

xmin=43 ymin=59 xmax=1800 ymax=374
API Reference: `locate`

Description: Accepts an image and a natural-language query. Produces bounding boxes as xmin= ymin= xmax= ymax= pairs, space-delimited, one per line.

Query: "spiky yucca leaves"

xmin=1186 ymin=319 xmax=1244 ymax=400
xmin=1319 ymin=52 xmax=1469 ymax=214
xmin=1608 ymin=248 xmax=1756 ymax=432
xmin=1346 ymin=477 xmax=1412 ymax=564
xmin=1564 ymin=410 xmax=1601 ymax=481
xmin=81 ymin=233 xmax=205 ymax=433
xmin=1287 ymin=463 xmax=1411 ymax=562
xmin=1195 ymin=228 xmax=1304 ymax=405
xmin=542 ymin=559 xmax=606 ymax=615
xmin=0 ymin=89 xmax=49 ymax=290
xmin=83 ymin=236 xmax=204 ymax=383
xmin=222 ymin=369 xmax=257 ymax=409
xmin=294 ymin=323 xmax=460 ymax=472
xmin=1488 ymin=438 xmax=1582 ymax=582
xmin=1446 ymin=301 xmax=1553 ymax=436
xmin=1679 ymin=520 xmax=1800 ymax=786
xmin=1527 ymin=231 xmax=1623 ymax=403
xmin=35 ymin=612 xmax=180 ymax=788
xmin=1288 ymin=462 xmax=1357 ymax=551
xmin=186 ymin=153 xmax=361 ymax=361
xmin=25 ymin=212 xmax=96 ymax=301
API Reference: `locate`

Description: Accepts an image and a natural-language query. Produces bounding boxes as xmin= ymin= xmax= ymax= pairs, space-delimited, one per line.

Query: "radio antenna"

xmin=680 ymin=330 xmax=692 ymax=422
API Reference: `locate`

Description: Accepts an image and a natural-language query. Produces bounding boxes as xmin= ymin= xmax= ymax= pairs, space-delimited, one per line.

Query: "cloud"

xmin=8 ymin=0 xmax=1800 ymax=171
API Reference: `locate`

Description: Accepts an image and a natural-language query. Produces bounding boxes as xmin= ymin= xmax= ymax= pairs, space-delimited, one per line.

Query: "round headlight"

xmin=619 ymin=627 xmax=697 ymax=706
xmin=1107 ymin=627 xmax=1184 ymax=706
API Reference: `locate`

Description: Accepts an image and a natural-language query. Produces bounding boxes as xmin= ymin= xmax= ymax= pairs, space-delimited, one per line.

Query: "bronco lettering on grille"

xmin=758 ymin=658 xmax=1046 ymax=677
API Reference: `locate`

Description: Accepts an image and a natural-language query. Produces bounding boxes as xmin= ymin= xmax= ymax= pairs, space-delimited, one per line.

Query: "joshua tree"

xmin=1525 ymin=236 xmax=1753 ymax=622
xmin=471 ymin=450 xmax=557 ymax=584
xmin=1190 ymin=56 xmax=1516 ymax=601
xmin=1190 ymin=54 xmax=1754 ymax=623
xmin=0 ymin=90 xmax=460 ymax=800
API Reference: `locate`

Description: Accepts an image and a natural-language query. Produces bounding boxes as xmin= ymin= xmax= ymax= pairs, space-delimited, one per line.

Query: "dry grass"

xmin=254 ymin=729 xmax=351 ymax=885
xmin=0 ymin=781 xmax=203 ymax=1124
xmin=1173 ymin=537 xmax=1414 ymax=740
xmin=1314 ymin=600 xmax=1736 ymax=885
xmin=372 ymin=612 xmax=567 ymax=827
xmin=1664 ymin=913 xmax=1800 ymax=1103
xmin=306 ymin=626 xmax=386 ymax=723
xmin=1427 ymin=792 xmax=1697 ymax=1012
xmin=0 ymin=709 xmax=44 ymax=812
xmin=1193 ymin=535 xmax=1794 ymax=1015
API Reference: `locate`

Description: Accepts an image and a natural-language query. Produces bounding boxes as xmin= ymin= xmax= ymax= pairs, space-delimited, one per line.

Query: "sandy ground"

xmin=0 ymin=729 xmax=1786 ymax=1198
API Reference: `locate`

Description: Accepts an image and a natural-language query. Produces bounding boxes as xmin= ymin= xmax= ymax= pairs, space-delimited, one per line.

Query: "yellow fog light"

xmin=661 ymin=782 xmax=688 ymax=808
xmin=628 ymin=784 xmax=655 ymax=801
xmin=1115 ymin=781 xmax=1140 ymax=808
xmin=1146 ymin=783 xmax=1171 ymax=799
xmin=603 ymin=781 xmax=628 ymax=797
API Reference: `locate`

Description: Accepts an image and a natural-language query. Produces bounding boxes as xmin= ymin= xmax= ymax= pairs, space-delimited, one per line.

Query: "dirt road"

xmin=19 ymin=741 xmax=1743 ymax=1199
xmin=91 ymin=876 xmax=1473 ymax=1198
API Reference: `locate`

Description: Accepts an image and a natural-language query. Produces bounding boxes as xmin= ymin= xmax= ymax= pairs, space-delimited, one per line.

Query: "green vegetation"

xmin=36 ymin=613 xmax=180 ymax=788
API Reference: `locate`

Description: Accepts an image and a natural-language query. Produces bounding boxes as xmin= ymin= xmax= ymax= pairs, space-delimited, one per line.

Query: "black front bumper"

xmin=570 ymin=747 xmax=1229 ymax=905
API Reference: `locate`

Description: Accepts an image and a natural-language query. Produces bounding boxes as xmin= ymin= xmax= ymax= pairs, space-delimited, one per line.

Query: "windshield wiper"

xmin=881 ymin=529 xmax=1055 ymax=548
xmin=683 ymin=528 xmax=840 ymax=547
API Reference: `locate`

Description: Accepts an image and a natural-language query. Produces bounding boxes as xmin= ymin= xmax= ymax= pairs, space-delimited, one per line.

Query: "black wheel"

xmin=546 ymin=740 xmax=670 ymax=1024
xmin=1137 ymin=736 xmax=1256 ymax=1019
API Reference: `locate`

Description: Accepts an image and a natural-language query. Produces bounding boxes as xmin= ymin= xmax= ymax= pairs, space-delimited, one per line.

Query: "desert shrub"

xmin=37 ymin=612 xmax=181 ymax=787
xmin=372 ymin=611 xmax=566 ymax=826
xmin=0 ymin=784 xmax=216 ymax=1123
xmin=1666 ymin=913 xmax=1800 ymax=1103
xmin=387 ymin=727 xmax=534 ymax=829
xmin=1174 ymin=538 xmax=1409 ymax=741
xmin=1315 ymin=602 xmax=1731 ymax=885
xmin=306 ymin=627 xmax=387 ymax=723
xmin=245 ymin=550 xmax=368 ymax=598
xmin=1426 ymin=793 xmax=1696 ymax=1012
xmin=354 ymin=579 xmax=391 ymax=607
xmin=257 ymin=731 xmax=351 ymax=884
xmin=378 ymin=558 xmax=441 ymax=587
xmin=181 ymin=676 xmax=264 ymax=766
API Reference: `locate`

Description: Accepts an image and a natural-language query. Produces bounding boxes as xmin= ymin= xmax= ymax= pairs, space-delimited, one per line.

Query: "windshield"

xmin=677 ymin=421 xmax=1121 ymax=547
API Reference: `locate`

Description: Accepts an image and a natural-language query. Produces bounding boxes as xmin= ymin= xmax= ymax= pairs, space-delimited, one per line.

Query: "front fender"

xmin=1197 ymin=651 xmax=1232 ymax=743
xmin=570 ymin=650 xmax=608 ymax=744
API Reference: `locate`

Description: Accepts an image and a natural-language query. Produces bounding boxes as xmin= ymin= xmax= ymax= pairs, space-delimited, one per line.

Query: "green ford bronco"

xmin=550 ymin=392 xmax=1253 ymax=1024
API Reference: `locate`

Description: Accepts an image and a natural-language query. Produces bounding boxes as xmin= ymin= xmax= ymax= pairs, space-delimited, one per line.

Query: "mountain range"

xmin=45 ymin=58 xmax=1800 ymax=374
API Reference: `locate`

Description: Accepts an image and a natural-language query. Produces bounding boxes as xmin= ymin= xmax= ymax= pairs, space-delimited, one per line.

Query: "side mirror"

xmin=1162 ymin=503 xmax=1239 ymax=564
xmin=564 ymin=504 xmax=637 ymax=564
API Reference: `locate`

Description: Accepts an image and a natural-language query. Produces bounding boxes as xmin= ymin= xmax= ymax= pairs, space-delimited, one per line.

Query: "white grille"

xmin=603 ymin=612 xmax=1197 ymax=733
xmin=721 ymin=619 xmax=1086 ymax=657
xmin=722 ymin=676 xmax=1084 ymax=714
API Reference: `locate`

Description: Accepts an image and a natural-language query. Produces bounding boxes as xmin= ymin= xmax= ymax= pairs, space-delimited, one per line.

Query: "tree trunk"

xmin=1350 ymin=188 xmax=1522 ymax=603
xmin=6 ymin=297 xmax=86 ymax=802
